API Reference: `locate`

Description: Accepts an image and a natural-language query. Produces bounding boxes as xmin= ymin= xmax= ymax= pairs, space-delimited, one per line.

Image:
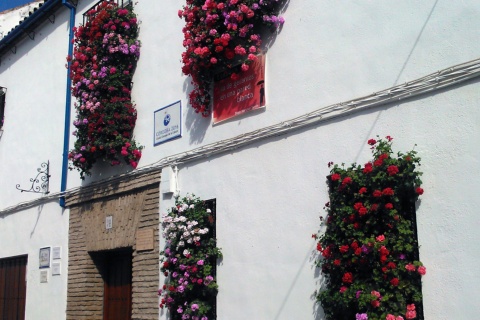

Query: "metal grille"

xmin=83 ymin=0 xmax=132 ymax=25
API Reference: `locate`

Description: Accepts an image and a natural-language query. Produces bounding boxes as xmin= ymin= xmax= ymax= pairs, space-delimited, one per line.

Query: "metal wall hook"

xmin=16 ymin=161 xmax=50 ymax=194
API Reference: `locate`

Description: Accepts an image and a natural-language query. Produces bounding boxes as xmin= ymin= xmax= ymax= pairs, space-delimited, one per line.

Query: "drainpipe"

xmin=60 ymin=0 xmax=76 ymax=207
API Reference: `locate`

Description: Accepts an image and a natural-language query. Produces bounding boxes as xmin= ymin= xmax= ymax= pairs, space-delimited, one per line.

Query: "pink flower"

xmin=405 ymin=264 xmax=416 ymax=272
xmin=109 ymin=67 xmax=116 ymax=74
xmin=376 ymin=235 xmax=385 ymax=242
xmin=405 ymin=310 xmax=416 ymax=319
xmin=339 ymin=286 xmax=347 ymax=293
xmin=241 ymin=63 xmax=249 ymax=71
xmin=197 ymin=260 xmax=204 ymax=266
xmin=417 ymin=266 xmax=426 ymax=275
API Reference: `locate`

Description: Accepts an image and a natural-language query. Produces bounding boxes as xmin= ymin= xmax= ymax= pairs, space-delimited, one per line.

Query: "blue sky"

xmin=0 ymin=0 xmax=36 ymax=12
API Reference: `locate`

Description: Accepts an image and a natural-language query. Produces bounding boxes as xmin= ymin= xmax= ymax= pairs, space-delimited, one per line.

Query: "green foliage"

xmin=315 ymin=137 xmax=425 ymax=320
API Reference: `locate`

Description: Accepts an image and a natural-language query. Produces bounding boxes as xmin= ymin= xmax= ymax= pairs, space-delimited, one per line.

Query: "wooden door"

xmin=0 ymin=255 xmax=27 ymax=320
xmin=103 ymin=249 xmax=132 ymax=320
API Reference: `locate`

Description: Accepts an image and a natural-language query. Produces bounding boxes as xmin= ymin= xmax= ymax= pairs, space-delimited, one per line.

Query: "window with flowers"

xmin=314 ymin=137 xmax=426 ymax=320
xmin=68 ymin=1 xmax=142 ymax=179
xmin=159 ymin=195 xmax=222 ymax=320
xmin=178 ymin=0 xmax=286 ymax=116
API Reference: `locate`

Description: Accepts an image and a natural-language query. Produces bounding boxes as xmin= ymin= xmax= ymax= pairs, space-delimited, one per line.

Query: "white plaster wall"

xmin=0 ymin=0 xmax=479 ymax=319
xmin=0 ymin=202 xmax=69 ymax=320
xmin=0 ymin=6 xmax=72 ymax=320
xmin=0 ymin=6 xmax=72 ymax=208
xmin=159 ymin=80 xmax=480 ymax=320
xmin=130 ymin=0 xmax=480 ymax=169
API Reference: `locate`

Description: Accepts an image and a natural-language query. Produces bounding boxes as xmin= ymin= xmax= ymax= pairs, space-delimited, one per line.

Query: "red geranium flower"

xmin=342 ymin=272 xmax=353 ymax=283
xmin=390 ymin=278 xmax=399 ymax=286
xmin=387 ymin=165 xmax=399 ymax=176
xmin=382 ymin=188 xmax=394 ymax=196
xmin=331 ymin=173 xmax=341 ymax=181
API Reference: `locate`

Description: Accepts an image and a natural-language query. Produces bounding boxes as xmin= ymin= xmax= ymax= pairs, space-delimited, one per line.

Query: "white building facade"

xmin=0 ymin=0 xmax=479 ymax=319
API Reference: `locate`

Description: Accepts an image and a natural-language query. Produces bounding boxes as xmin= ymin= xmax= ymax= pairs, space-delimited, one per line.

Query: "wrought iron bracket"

xmin=16 ymin=161 xmax=50 ymax=194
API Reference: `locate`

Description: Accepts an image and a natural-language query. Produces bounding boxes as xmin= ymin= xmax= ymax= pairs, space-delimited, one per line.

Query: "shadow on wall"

xmin=269 ymin=240 xmax=326 ymax=320
xmin=184 ymin=77 xmax=212 ymax=145
xmin=29 ymin=203 xmax=44 ymax=238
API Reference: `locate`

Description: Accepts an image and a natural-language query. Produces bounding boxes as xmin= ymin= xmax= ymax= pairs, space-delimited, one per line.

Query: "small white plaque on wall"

xmin=40 ymin=270 xmax=48 ymax=283
xmin=52 ymin=262 xmax=61 ymax=276
xmin=106 ymin=215 xmax=113 ymax=230
xmin=52 ymin=246 xmax=61 ymax=260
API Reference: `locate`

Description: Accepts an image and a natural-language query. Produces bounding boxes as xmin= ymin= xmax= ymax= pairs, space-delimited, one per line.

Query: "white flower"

xmin=183 ymin=249 xmax=190 ymax=257
xmin=206 ymin=209 xmax=211 ymax=213
xmin=178 ymin=241 xmax=184 ymax=247
xmin=189 ymin=204 xmax=195 ymax=209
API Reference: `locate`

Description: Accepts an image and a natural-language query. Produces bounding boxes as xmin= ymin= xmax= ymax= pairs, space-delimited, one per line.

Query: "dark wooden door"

xmin=0 ymin=255 xmax=27 ymax=320
xmin=103 ymin=250 xmax=132 ymax=320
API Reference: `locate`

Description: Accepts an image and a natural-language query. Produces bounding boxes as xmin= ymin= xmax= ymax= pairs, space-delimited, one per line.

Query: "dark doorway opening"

xmin=0 ymin=255 xmax=27 ymax=320
xmin=92 ymin=248 xmax=132 ymax=320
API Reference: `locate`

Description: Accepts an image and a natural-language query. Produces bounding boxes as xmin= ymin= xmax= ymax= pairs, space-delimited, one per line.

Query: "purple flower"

xmin=204 ymin=275 xmax=214 ymax=285
xmin=191 ymin=304 xmax=199 ymax=311
xmin=177 ymin=306 xmax=183 ymax=313
xmin=197 ymin=260 xmax=204 ymax=265
xmin=361 ymin=245 xmax=370 ymax=254
xmin=356 ymin=290 xmax=362 ymax=299
xmin=356 ymin=313 xmax=368 ymax=320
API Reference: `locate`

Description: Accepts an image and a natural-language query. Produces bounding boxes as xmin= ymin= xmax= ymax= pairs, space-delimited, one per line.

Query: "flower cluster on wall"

xmin=178 ymin=0 xmax=285 ymax=116
xmin=159 ymin=194 xmax=222 ymax=320
xmin=68 ymin=1 xmax=142 ymax=178
xmin=315 ymin=137 xmax=426 ymax=320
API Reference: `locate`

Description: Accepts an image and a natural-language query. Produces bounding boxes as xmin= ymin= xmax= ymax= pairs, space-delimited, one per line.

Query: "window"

xmin=0 ymin=87 xmax=6 ymax=130
xmin=0 ymin=255 xmax=28 ymax=320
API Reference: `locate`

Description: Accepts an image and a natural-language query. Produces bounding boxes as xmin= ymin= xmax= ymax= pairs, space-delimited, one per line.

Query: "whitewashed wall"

xmin=0 ymin=203 xmax=69 ymax=319
xmin=0 ymin=0 xmax=479 ymax=319
xmin=0 ymin=4 xmax=72 ymax=320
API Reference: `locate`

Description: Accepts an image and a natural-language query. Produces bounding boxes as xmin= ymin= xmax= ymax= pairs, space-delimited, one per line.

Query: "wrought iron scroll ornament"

xmin=16 ymin=161 xmax=50 ymax=194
